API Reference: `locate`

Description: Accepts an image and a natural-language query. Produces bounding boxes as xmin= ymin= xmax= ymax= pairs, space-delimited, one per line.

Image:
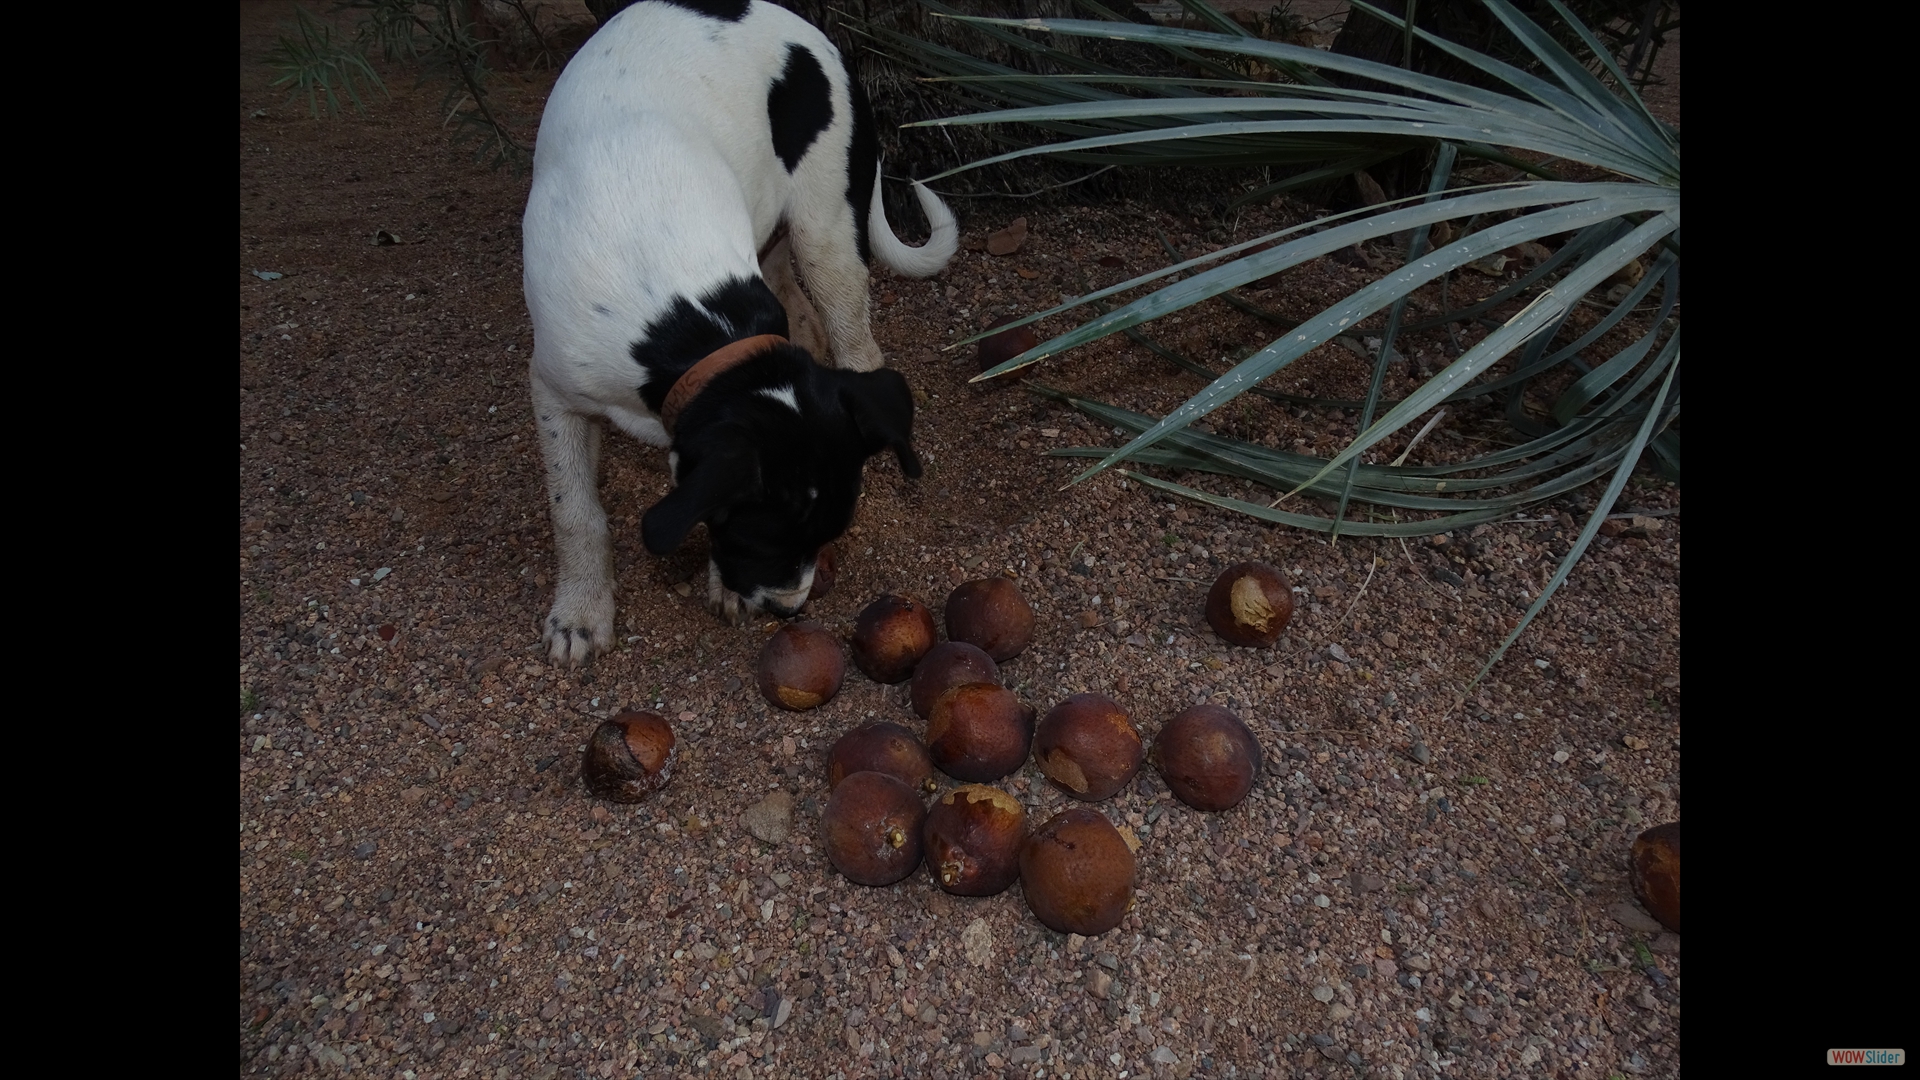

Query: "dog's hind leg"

xmin=788 ymin=200 xmax=885 ymax=373
xmin=533 ymin=375 xmax=616 ymax=665
xmin=760 ymin=232 xmax=832 ymax=364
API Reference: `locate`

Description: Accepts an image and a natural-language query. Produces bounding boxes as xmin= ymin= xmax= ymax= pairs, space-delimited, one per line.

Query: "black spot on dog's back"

xmin=844 ymin=53 xmax=878 ymax=262
xmin=645 ymin=0 xmax=750 ymax=20
xmin=629 ymin=276 xmax=789 ymax=411
xmin=768 ymin=44 xmax=832 ymax=173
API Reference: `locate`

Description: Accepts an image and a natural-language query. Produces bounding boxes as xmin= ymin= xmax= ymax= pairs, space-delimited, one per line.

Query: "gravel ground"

xmin=239 ymin=4 xmax=1681 ymax=1078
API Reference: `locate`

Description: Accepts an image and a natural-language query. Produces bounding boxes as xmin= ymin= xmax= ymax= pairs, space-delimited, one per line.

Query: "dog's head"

xmin=640 ymin=344 xmax=921 ymax=621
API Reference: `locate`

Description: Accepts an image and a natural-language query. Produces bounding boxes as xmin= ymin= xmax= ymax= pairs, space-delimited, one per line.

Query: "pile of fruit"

xmin=585 ymin=563 xmax=1282 ymax=936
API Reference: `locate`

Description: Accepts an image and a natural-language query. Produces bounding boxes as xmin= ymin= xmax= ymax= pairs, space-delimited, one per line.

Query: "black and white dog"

xmin=523 ymin=0 xmax=957 ymax=665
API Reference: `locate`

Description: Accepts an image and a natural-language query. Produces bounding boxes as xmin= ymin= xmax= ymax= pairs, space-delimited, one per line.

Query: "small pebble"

xmin=740 ymin=791 xmax=794 ymax=844
xmin=1607 ymin=901 xmax=1665 ymax=934
xmin=961 ymin=918 xmax=993 ymax=967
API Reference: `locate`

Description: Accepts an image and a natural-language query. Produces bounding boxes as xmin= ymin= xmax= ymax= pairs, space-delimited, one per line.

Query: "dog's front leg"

xmin=533 ymin=376 xmax=615 ymax=665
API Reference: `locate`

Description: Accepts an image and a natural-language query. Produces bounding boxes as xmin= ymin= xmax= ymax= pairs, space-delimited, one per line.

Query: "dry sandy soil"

xmin=239 ymin=4 xmax=1681 ymax=1078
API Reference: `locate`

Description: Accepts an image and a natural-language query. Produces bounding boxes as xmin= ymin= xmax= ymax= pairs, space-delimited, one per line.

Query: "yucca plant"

xmin=891 ymin=0 xmax=1679 ymax=682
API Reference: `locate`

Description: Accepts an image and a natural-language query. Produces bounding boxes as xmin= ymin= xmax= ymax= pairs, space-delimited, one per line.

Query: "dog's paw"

xmin=706 ymin=562 xmax=758 ymax=626
xmin=706 ymin=585 xmax=756 ymax=626
xmin=543 ymin=589 xmax=614 ymax=665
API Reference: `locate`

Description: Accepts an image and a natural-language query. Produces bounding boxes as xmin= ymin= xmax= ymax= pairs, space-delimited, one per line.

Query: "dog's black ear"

xmin=838 ymin=367 xmax=922 ymax=478
xmin=641 ymin=441 xmax=761 ymax=555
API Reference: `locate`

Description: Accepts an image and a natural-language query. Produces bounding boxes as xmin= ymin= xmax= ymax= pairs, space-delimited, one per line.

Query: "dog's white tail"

xmin=868 ymin=164 xmax=958 ymax=279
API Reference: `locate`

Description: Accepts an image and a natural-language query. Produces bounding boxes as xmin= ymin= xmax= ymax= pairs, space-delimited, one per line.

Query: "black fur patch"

xmin=628 ymin=277 xmax=788 ymax=413
xmin=641 ymin=346 xmax=920 ymax=611
xmin=844 ymin=53 xmax=878 ymax=263
xmin=768 ymin=44 xmax=832 ymax=174
xmin=644 ymin=0 xmax=750 ymax=20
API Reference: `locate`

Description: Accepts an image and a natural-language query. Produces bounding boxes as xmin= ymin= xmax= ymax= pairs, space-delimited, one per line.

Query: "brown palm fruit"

xmin=1151 ymin=704 xmax=1261 ymax=811
xmin=1020 ymin=807 xmax=1135 ymax=935
xmin=1631 ymin=822 xmax=1681 ymax=933
xmin=821 ymin=771 xmax=926 ymax=887
xmin=806 ymin=544 xmax=838 ymax=604
xmin=849 ymin=594 xmax=937 ymax=683
xmin=910 ymin=641 xmax=999 ymax=719
xmin=1204 ymin=562 xmax=1294 ymax=647
xmin=977 ymin=314 xmax=1040 ymax=375
xmin=581 ymin=710 xmax=677 ymax=803
xmin=1035 ymin=693 xmax=1143 ymax=802
xmin=827 ymin=721 xmax=936 ymax=794
xmin=925 ymin=682 xmax=1033 ymax=783
xmin=924 ymin=784 xmax=1027 ymax=896
xmin=945 ymin=577 xmax=1035 ymax=661
xmin=756 ymin=621 xmax=844 ymax=711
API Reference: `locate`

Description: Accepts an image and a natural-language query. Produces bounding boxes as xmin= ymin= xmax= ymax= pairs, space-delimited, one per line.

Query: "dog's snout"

xmin=755 ymin=564 xmax=816 ymax=618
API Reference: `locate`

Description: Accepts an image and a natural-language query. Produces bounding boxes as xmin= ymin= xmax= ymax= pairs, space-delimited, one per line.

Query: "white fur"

xmin=713 ymin=560 xmax=815 ymax=626
xmin=756 ymin=384 xmax=800 ymax=412
xmin=524 ymin=0 xmax=955 ymax=664
xmin=871 ymin=169 xmax=959 ymax=279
